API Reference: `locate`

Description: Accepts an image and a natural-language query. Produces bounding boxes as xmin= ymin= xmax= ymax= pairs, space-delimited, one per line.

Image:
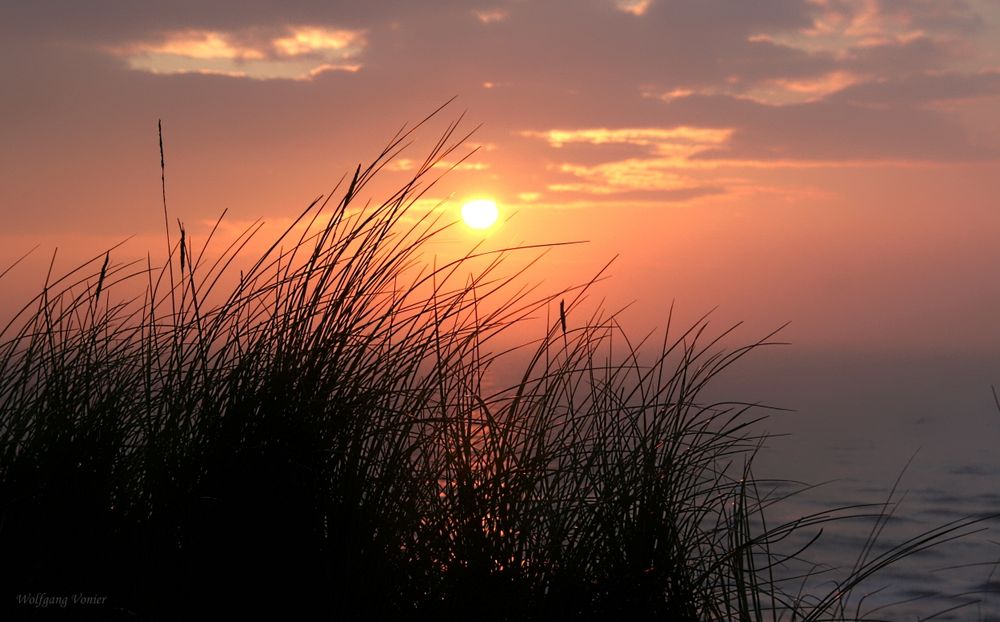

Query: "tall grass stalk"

xmin=0 ymin=115 xmax=987 ymax=620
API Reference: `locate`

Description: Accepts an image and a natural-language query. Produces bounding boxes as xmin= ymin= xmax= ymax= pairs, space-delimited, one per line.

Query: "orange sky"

xmin=9 ymin=8 xmax=1000 ymax=605
xmin=3 ymin=0 xmax=1000 ymax=359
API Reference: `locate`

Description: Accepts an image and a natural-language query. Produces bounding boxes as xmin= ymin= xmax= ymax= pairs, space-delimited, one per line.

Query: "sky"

xmin=7 ymin=5 xmax=1000 ymax=609
xmin=3 ymin=0 xmax=1000 ymax=388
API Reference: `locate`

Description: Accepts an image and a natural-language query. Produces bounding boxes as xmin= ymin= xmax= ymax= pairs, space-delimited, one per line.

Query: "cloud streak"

xmin=110 ymin=26 xmax=366 ymax=80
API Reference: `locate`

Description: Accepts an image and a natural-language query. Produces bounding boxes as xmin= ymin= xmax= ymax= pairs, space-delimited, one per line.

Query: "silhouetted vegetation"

xmin=0 ymin=116 xmax=987 ymax=620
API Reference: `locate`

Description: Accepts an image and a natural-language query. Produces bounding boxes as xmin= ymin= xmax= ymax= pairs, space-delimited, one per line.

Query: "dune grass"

xmin=0 ymin=114 xmax=988 ymax=620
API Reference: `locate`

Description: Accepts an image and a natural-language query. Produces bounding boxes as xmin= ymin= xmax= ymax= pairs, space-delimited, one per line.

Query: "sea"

xmin=732 ymin=348 xmax=1000 ymax=620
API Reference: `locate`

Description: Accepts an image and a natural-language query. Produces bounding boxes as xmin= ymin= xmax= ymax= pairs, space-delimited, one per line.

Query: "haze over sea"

xmin=719 ymin=349 xmax=1000 ymax=619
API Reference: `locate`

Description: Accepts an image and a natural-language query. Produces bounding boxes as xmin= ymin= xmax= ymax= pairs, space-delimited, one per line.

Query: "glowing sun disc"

xmin=461 ymin=199 xmax=499 ymax=229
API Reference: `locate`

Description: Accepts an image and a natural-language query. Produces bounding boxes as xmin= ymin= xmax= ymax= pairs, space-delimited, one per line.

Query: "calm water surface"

xmin=742 ymin=350 xmax=1000 ymax=620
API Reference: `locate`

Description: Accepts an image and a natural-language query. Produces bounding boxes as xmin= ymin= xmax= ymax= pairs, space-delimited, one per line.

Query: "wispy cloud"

xmin=615 ymin=0 xmax=653 ymax=17
xmin=521 ymin=127 xmax=732 ymax=148
xmin=522 ymin=126 xmax=732 ymax=196
xmin=474 ymin=9 xmax=509 ymax=24
xmin=385 ymin=158 xmax=491 ymax=173
xmin=743 ymin=70 xmax=863 ymax=104
xmin=111 ymin=26 xmax=366 ymax=80
xmin=135 ymin=30 xmax=265 ymax=61
xmin=551 ymin=160 xmax=699 ymax=194
xmin=764 ymin=0 xmax=978 ymax=60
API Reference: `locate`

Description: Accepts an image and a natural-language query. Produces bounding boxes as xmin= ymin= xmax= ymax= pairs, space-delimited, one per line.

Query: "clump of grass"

xmin=0 ymin=113 xmax=987 ymax=620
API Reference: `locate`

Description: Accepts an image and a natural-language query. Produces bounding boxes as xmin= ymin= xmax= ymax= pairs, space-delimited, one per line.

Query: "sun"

xmin=461 ymin=199 xmax=499 ymax=230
